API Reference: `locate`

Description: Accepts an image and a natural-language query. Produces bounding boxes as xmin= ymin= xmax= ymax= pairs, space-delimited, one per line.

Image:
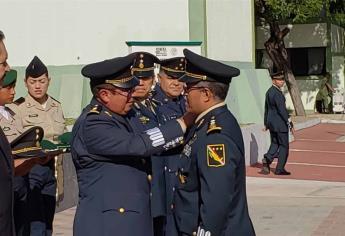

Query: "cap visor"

xmin=179 ymin=74 xmax=202 ymax=84
xmin=111 ymin=76 xmax=140 ymax=89
xmin=13 ymin=150 xmax=47 ymax=159
xmin=133 ymin=70 xmax=155 ymax=78
xmin=165 ymin=71 xmax=184 ymax=79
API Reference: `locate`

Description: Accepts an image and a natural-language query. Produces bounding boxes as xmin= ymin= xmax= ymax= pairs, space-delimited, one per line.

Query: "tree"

xmin=255 ymin=0 xmax=345 ymax=116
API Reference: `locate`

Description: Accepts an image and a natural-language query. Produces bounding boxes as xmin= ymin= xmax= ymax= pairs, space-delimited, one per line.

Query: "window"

xmin=256 ymin=47 xmax=326 ymax=76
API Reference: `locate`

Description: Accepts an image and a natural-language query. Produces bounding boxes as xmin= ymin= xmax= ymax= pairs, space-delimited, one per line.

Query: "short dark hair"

xmin=198 ymin=81 xmax=229 ymax=100
xmin=0 ymin=30 xmax=4 ymax=41
xmin=91 ymin=83 xmax=116 ymax=96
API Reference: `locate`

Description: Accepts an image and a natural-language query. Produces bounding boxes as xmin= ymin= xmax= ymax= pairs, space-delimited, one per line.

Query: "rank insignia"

xmin=207 ymin=116 xmax=222 ymax=134
xmin=139 ymin=116 xmax=150 ymax=124
xmin=207 ymin=144 xmax=225 ymax=167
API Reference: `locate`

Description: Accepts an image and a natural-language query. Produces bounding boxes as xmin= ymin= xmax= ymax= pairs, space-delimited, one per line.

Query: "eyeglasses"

xmin=184 ymin=86 xmax=206 ymax=93
xmin=107 ymin=87 xmax=134 ymax=101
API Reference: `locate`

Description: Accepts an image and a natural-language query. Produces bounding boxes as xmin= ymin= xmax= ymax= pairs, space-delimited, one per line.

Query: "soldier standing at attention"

xmin=262 ymin=71 xmax=293 ymax=175
xmin=11 ymin=56 xmax=66 ymax=235
xmin=151 ymin=57 xmax=186 ymax=236
xmin=174 ymin=49 xmax=256 ymax=236
xmin=126 ymin=52 xmax=169 ymax=236
xmin=71 ymin=54 xmax=194 ymax=236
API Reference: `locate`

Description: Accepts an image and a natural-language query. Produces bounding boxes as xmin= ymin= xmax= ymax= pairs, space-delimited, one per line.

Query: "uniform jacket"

xmin=10 ymin=94 xmax=66 ymax=198
xmin=174 ymin=104 xmax=255 ymax=236
xmin=0 ymin=129 xmax=14 ymax=236
xmin=264 ymin=85 xmax=289 ymax=133
xmin=9 ymin=94 xmax=66 ymax=142
xmin=71 ymin=98 xmax=184 ymax=236
xmin=0 ymin=106 xmax=23 ymax=142
xmin=127 ymin=99 xmax=166 ymax=217
xmin=151 ymin=85 xmax=186 ymax=216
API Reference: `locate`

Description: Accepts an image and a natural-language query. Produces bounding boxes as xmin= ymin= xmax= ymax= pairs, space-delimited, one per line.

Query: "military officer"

xmin=174 ymin=49 xmax=256 ymax=236
xmin=0 ymin=69 xmax=31 ymax=236
xmin=0 ymin=30 xmax=14 ymax=236
xmin=262 ymin=71 xmax=293 ymax=175
xmin=152 ymin=57 xmax=186 ymax=236
xmin=71 ymin=54 xmax=193 ymax=236
xmin=10 ymin=56 xmax=66 ymax=235
xmin=126 ymin=52 xmax=169 ymax=236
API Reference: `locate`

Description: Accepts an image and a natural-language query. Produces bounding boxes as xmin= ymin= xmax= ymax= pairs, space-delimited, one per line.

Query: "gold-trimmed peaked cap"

xmin=179 ymin=49 xmax=240 ymax=84
xmin=131 ymin=52 xmax=160 ymax=78
xmin=82 ymin=54 xmax=139 ymax=89
xmin=10 ymin=126 xmax=46 ymax=159
xmin=160 ymin=57 xmax=185 ymax=79
xmin=26 ymin=56 xmax=48 ymax=78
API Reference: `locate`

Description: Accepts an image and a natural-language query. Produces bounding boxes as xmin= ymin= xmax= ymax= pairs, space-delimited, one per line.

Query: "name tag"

xmin=29 ymin=114 xmax=38 ymax=118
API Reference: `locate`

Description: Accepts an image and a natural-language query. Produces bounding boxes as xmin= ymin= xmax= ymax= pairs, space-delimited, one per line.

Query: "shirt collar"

xmin=195 ymin=102 xmax=226 ymax=124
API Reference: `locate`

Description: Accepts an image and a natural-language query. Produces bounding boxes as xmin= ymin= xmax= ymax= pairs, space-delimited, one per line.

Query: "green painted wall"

xmin=188 ymin=0 xmax=207 ymax=56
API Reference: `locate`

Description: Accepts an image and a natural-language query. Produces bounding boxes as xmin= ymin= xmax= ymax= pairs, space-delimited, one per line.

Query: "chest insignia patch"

xmin=207 ymin=144 xmax=226 ymax=167
xmin=139 ymin=116 xmax=150 ymax=124
xmin=2 ymin=127 xmax=10 ymax=131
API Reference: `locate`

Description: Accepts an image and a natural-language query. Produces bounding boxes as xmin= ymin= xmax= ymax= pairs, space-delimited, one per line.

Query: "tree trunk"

xmin=264 ymin=22 xmax=306 ymax=116
xmin=285 ymin=69 xmax=306 ymax=116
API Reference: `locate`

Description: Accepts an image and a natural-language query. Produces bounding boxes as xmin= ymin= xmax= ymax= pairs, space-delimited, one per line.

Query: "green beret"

xmin=1 ymin=70 xmax=17 ymax=87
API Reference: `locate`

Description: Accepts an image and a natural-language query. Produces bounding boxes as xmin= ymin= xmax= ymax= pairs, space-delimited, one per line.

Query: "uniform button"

xmin=192 ymin=232 xmax=197 ymax=236
xmin=181 ymin=168 xmax=184 ymax=171
xmin=118 ymin=208 xmax=125 ymax=213
xmin=147 ymin=174 xmax=152 ymax=182
xmin=150 ymin=192 xmax=152 ymax=197
xmin=168 ymin=168 xmax=171 ymax=172
xmin=164 ymin=166 xmax=167 ymax=171
xmin=172 ymin=187 xmax=175 ymax=192
xmin=170 ymin=204 xmax=174 ymax=210
xmin=175 ymin=171 xmax=178 ymax=176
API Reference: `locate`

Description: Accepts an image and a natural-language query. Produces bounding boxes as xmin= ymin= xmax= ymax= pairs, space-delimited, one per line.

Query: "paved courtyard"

xmin=53 ymin=122 xmax=345 ymax=236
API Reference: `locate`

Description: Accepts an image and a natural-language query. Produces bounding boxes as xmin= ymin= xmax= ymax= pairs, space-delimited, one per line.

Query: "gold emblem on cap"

xmin=139 ymin=59 xmax=144 ymax=68
xmin=118 ymin=208 xmax=125 ymax=213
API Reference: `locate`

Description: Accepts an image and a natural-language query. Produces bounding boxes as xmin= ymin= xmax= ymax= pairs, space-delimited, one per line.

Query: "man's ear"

xmin=202 ymin=88 xmax=213 ymax=102
xmin=98 ymin=89 xmax=110 ymax=104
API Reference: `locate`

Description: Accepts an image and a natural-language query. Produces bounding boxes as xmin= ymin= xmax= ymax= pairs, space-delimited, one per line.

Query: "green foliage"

xmin=256 ymin=0 xmax=345 ymax=27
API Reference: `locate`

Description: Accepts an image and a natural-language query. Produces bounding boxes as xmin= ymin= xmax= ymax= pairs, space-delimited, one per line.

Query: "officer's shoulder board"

xmin=50 ymin=96 xmax=61 ymax=104
xmin=87 ymin=104 xmax=102 ymax=115
xmin=13 ymin=97 xmax=25 ymax=105
xmin=206 ymin=116 xmax=222 ymax=135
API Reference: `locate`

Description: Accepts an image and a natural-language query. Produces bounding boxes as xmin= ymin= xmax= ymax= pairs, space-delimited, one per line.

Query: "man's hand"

xmin=14 ymin=155 xmax=53 ymax=176
xmin=181 ymin=112 xmax=197 ymax=128
xmin=14 ymin=158 xmax=37 ymax=176
xmin=290 ymin=127 xmax=296 ymax=135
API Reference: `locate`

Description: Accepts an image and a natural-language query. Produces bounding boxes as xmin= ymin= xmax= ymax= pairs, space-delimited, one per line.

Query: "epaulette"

xmin=13 ymin=97 xmax=25 ymax=105
xmin=88 ymin=104 xmax=102 ymax=115
xmin=150 ymin=98 xmax=162 ymax=107
xmin=207 ymin=116 xmax=222 ymax=135
xmin=50 ymin=96 xmax=61 ymax=104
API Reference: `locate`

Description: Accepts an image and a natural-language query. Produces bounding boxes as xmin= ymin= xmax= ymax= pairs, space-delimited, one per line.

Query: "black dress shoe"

xmin=274 ymin=169 xmax=291 ymax=175
xmin=261 ymin=157 xmax=270 ymax=174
